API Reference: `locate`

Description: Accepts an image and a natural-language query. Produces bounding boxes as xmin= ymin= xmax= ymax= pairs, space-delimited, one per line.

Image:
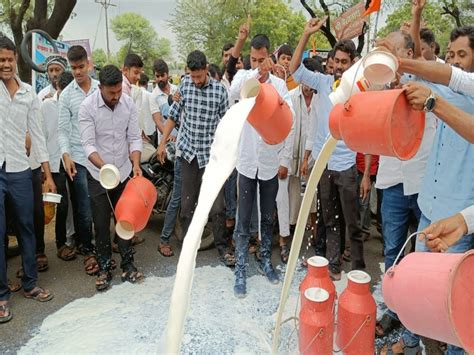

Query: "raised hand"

xmin=303 ymin=16 xmax=328 ymax=37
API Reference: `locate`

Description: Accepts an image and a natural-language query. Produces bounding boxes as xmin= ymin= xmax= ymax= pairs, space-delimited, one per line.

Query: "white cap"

xmin=304 ymin=287 xmax=330 ymax=303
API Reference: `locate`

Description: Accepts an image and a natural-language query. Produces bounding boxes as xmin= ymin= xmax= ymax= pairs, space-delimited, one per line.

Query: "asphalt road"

xmin=0 ymin=213 xmax=385 ymax=354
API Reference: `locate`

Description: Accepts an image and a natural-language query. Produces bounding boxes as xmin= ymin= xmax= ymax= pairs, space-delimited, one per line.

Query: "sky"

xmin=61 ymin=0 xmax=389 ymax=58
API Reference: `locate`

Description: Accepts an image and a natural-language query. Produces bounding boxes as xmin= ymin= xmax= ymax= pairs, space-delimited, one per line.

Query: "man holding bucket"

xmin=79 ymin=65 xmax=143 ymax=291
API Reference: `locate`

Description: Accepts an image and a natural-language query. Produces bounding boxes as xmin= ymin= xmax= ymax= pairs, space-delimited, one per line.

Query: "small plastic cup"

xmin=99 ymin=164 xmax=120 ymax=190
xmin=362 ymin=49 xmax=398 ymax=85
xmin=42 ymin=192 xmax=62 ymax=204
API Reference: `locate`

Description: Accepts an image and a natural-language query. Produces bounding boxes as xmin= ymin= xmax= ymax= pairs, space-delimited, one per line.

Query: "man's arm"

xmin=399 ymin=58 xmax=452 ymax=86
xmin=58 ymin=89 xmax=77 ymax=179
xmin=218 ymin=86 xmax=230 ymax=120
xmin=127 ymin=102 xmax=143 ymax=177
xmin=404 ymin=81 xmax=474 ymax=143
xmin=149 ymin=91 xmax=167 ymax=134
xmin=410 ymin=0 xmax=425 ymax=59
xmin=78 ymin=102 xmax=100 ymax=167
xmin=360 ymin=154 xmax=372 ymax=201
xmin=228 ymin=20 xmax=249 ymax=83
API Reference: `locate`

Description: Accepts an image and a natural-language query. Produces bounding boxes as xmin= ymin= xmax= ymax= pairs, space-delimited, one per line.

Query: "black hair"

xmin=186 ymin=50 xmax=207 ymax=71
xmin=0 ymin=35 xmax=16 ymax=54
xmin=57 ymin=71 xmax=74 ymax=91
xmin=270 ymin=54 xmax=277 ymax=64
xmin=420 ymin=28 xmax=436 ymax=45
xmin=208 ymin=63 xmax=222 ymax=80
xmin=278 ymin=44 xmax=293 ymax=58
xmin=139 ymin=73 xmax=149 ymax=86
xmin=250 ymin=34 xmax=270 ymax=51
xmin=333 ymin=40 xmax=357 ymax=60
xmin=401 ymin=31 xmax=415 ymax=51
xmin=434 ymin=41 xmax=441 ymax=56
xmin=67 ymin=45 xmax=88 ymax=62
xmin=153 ymin=59 xmax=169 ymax=74
xmin=221 ymin=43 xmax=233 ymax=56
xmin=327 ymin=49 xmax=335 ymax=59
xmin=243 ymin=54 xmax=251 ymax=70
xmin=450 ymin=25 xmax=474 ymax=50
xmin=124 ymin=53 xmax=144 ymax=68
xmin=303 ymin=57 xmax=324 ymax=73
xmin=99 ymin=64 xmax=123 ymax=86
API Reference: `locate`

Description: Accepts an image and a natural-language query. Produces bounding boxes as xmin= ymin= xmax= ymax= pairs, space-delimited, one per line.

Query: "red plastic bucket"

xmin=383 ymin=251 xmax=474 ymax=352
xmin=329 ymin=89 xmax=425 ymax=160
xmin=115 ymin=176 xmax=157 ymax=240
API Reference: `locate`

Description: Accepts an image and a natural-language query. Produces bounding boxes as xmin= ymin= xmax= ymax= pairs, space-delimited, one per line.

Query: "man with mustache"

xmin=38 ymin=55 xmax=67 ymax=101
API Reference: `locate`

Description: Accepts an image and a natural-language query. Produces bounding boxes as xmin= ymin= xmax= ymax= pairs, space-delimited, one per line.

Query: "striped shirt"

xmin=0 ymin=77 xmax=49 ymax=172
xmin=168 ymin=75 xmax=229 ymax=168
xmin=58 ymin=77 xmax=99 ymax=166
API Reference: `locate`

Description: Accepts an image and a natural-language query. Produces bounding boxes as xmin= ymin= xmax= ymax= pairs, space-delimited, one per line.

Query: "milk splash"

xmin=164 ymin=97 xmax=256 ymax=353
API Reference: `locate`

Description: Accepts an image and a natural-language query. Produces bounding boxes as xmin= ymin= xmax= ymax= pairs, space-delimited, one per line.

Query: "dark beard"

xmin=158 ymin=81 xmax=167 ymax=89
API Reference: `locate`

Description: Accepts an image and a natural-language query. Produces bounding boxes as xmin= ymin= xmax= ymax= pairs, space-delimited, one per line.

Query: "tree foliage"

xmin=169 ymin=0 xmax=327 ymax=64
xmin=110 ymin=12 xmax=171 ymax=76
xmin=0 ymin=0 xmax=76 ymax=82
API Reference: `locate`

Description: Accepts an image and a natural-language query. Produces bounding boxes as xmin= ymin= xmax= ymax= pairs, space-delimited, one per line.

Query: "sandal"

xmin=280 ymin=244 xmax=289 ymax=264
xmin=83 ymin=255 xmax=99 ymax=276
xmin=0 ymin=303 xmax=12 ymax=323
xmin=381 ymin=339 xmax=422 ymax=355
xmin=220 ymin=253 xmax=236 ymax=267
xmin=342 ymin=249 xmax=352 ymax=263
xmin=57 ymin=245 xmax=76 ymax=261
xmin=36 ymin=254 xmax=49 ymax=272
xmin=96 ymin=271 xmax=112 ymax=291
xmin=8 ymin=279 xmax=21 ymax=293
xmin=121 ymin=270 xmax=144 ymax=284
xmin=158 ymin=243 xmax=174 ymax=257
xmin=376 ymin=313 xmax=402 ymax=337
xmin=24 ymin=286 xmax=54 ymax=302
xmin=131 ymin=235 xmax=145 ymax=245
xmin=112 ymin=243 xmax=136 ymax=255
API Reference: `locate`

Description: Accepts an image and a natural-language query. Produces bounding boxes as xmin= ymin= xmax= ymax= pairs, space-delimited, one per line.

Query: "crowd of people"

xmin=0 ymin=1 xmax=473 ymax=353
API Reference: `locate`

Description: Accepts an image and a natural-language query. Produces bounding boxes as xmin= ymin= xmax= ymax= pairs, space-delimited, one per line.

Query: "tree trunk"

xmin=300 ymin=0 xmax=337 ymax=47
xmin=10 ymin=0 xmax=77 ymax=83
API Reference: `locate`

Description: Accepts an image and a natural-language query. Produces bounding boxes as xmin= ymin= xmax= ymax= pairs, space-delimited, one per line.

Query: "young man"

xmin=132 ymin=73 xmax=155 ymax=163
xmin=0 ymin=36 xmax=55 ymax=323
xmin=122 ymin=53 xmax=143 ymax=97
xmin=79 ymin=65 xmax=143 ymax=291
xmin=42 ymin=71 xmax=77 ymax=262
xmin=157 ymin=50 xmax=234 ymax=266
xmin=289 ymin=18 xmax=365 ymax=281
xmin=58 ymin=45 xmax=98 ymax=275
xmin=220 ymin=42 xmax=234 ymax=90
xmin=277 ymin=44 xmax=299 ymax=91
xmin=230 ymin=30 xmax=294 ymax=297
xmin=38 ymin=55 xmax=67 ymax=100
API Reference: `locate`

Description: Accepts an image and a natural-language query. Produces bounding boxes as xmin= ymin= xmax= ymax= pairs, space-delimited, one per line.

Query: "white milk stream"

xmin=164 ymin=97 xmax=256 ymax=353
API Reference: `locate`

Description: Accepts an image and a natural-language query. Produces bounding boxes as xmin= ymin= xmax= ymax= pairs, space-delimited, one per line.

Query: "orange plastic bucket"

xmin=299 ymin=256 xmax=336 ymax=310
xmin=299 ymin=287 xmax=334 ymax=355
xmin=115 ymin=176 xmax=157 ymax=240
xmin=336 ymin=270 xmax=376 ymax=354
xmin=329 ymin=89 xmax=425 ymax=160
xmin=240 ymin=78 xmax=292 ymax=145
xmin=383 ymin=251 xmax=474 ymax=352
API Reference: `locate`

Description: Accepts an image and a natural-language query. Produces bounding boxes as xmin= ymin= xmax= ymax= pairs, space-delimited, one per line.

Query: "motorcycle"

xmin=140 ymin=143 xmax=215 ymax=251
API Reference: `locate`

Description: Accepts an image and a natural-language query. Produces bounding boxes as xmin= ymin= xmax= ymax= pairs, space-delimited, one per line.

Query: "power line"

xmin=95 ymin=0 xmax=116 ymax=59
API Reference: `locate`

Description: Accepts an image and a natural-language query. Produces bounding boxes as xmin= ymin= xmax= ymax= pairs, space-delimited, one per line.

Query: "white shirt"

xmin=150 ymin=83 xmax=178 ymax=142
xmin=289 ymin=86 xmax=319 ymax=176
xmin=375 ymin=112 xmax=437 ymax=195
xmin=461 ymin=205 xmax=474 ymax=234
xmin=132 ymin=86 xmax=155 ymax=136
xmin=230 ymin=68 xmax=294 ymax=181
xmin=38 ymin=84 xmax=56 ymax=101
xmin=0 ymin=77 xmax=49 ymax=172
xmin=449 ymin=66 xmax=474 ymax=96
xmin=40 ymin=93 xmax=61 ymax=173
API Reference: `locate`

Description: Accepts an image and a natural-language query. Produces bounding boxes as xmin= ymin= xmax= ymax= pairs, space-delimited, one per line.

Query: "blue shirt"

xmin=418 ymin=81 xmax=474 ymax=222
xmin=58 ymin=78 xmax=99 ymax=166
xmin=292 ymin=64 xmax=355 ymax=171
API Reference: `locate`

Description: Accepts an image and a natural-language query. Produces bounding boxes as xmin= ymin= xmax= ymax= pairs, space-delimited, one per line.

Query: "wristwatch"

xmin=423 ymin=91 xmax=436 ymax=112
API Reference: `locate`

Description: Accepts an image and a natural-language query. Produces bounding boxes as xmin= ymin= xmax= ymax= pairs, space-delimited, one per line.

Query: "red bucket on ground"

xmin=115 ymin=176 xmax=157 ymax=240
xmin=329 ymin=89 xmax=425 ymax=160
xmin=383 ymin=251 xmax=474 ymax=352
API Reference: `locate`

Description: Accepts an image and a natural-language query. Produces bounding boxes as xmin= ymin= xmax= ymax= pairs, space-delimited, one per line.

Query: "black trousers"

xmin=319 ymin=165 xmax=365 ymax=273
xmin=87 ymin=174 xmax=134 ymax=272
xmin=52 ymin=164 xmax=69 ymax=249
xmin=179 ymin=157 xmax=229 ymax=256
xmin=32 ymin=167 xmax=45 ymax=254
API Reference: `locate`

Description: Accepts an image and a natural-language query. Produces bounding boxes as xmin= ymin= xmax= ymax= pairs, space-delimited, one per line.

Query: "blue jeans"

xmin=68 ymin=163 xmax=94 ymax=253
xmin=402 ymin=213 xmax=473 ymax=353
xmin=381 ymin=183 xmax=421 ymax=271
xmin=0 ymin=167 xmax=37 ymax=301
xmin=224 ymin=169 xmax=237 ymax=220
xmin=234 ymin=174 xmax=279 ymax=273
xmin=160 ymin=158 xmax=181 ymax=244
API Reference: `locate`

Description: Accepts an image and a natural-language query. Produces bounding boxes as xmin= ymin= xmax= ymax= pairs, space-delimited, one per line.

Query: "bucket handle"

xmin=332 ymin=315 xmax=372 ymax=353
xmin=130 ymin=177 xmax=150 ymax=208
xmin=301 ymin=328 xmax=325 ymax=354
xmin=386 ymin=231 xmax=426 ymax=277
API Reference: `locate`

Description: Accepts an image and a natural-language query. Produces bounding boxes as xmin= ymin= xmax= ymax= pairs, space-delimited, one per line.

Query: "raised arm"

xmin=410 ymin=0 xmax=425 ymax=59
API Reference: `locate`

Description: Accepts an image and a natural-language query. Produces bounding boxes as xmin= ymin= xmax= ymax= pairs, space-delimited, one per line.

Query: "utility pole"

xmin=95 ymin=0 xmax=116 ymax=59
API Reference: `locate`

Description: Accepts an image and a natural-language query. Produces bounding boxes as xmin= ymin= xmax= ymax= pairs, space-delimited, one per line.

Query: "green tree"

xmin=0 ymin=0 xmax=77 ymax=82
xmin=170 ymin=0 xmax=326 ymax=64
xmin=92 ymin=48 xmax=107 ymax=69
xmin=378 ymin=1 xmax=464 ymax=56
xmin=110 ymin=12 xmax=171 ymax=76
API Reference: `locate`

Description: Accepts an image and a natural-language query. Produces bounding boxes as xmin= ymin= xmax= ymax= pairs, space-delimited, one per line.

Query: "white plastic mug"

xmin=43 ymin=192 xmax=62 ymax=204
xmin=99 ymin=164 xmax=121 ymax=190
xmin=362 ymin=49 xmax=398 ymax=85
